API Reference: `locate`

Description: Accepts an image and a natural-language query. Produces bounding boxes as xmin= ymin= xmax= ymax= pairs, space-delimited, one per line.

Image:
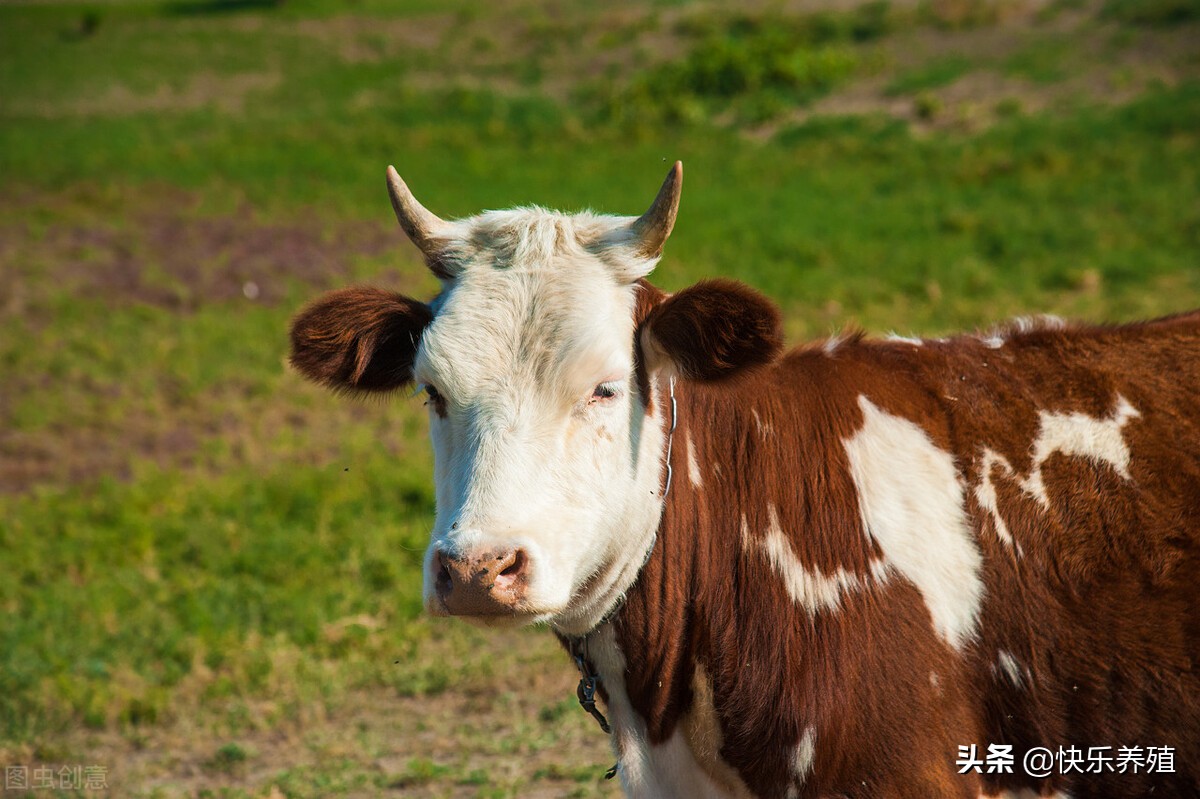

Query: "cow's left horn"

xmin=386 ymin=165 xmax=448 ymax=259
xmin=632 ymin=161 xmax=682 ymax=259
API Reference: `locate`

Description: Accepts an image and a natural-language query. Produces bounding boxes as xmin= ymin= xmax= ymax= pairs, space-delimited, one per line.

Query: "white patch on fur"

xmin=886 ymin=333 xmax=923 ymax=346
xmin=686 ymin=432 xmax=703 ymax=488
xmin=743 ymin=508 xmax=883 ymax=614
xmin=648 ymin=734 xmax=749 ymax=799
xmin=1019 ymin=395 xmax=1140 ymax=508
xmin=843 ymin=396 xmax=984 ymax=650
xmin=970 ymin=396 xmax=1139 ymax=551
xmin=974 ymin=448 xmax=1019 ymax=549
xmin=750 ymin=408 xmax=772 ymax=437
xmin=589 ymin=629 xmax=745 ymax=798
xmin=677 ymin=664 xmax=755 ymax=798
xmin=981 ymin=334 xmax=1006 ymax=349
xmin=792 ymin=726 xmax=816 ymax=783
xmin=930 ymin=671 xmax=941 ymax=691
xmin=995 ymin=650 xmax=1024 ymax=688
xmin=584 ymin=625 xmax=651 ymax=794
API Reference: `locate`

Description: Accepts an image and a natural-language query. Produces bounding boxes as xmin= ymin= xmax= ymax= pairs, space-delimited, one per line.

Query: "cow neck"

xmin=564 ymin=374 xmax=677 ymax=736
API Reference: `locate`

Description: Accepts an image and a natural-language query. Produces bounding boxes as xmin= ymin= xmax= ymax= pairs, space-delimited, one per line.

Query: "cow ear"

xmin=639 ymin=279 xmax=783 ymax=381
xmin=289 ymin=286 xmax=433 ymax=393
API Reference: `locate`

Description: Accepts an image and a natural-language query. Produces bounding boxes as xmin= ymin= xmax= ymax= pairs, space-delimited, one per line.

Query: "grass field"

xmin=1 ymin=0 xmax=1198 ymax=796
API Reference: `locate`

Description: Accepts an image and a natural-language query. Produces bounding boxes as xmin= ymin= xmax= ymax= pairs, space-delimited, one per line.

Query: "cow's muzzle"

xmin=433 ymin=546 xmax=530 ymax=616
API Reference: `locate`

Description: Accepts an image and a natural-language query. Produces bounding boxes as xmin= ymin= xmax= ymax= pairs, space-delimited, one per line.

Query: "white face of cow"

xmin=291 ymin=163 xmax=779 ymax=634
xmin=411 ymin=207 xmax=671 ymax=634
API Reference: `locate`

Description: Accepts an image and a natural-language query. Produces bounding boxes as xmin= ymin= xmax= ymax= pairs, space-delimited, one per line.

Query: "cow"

xmin=288 ymin=162 xmax=1200 ymax=799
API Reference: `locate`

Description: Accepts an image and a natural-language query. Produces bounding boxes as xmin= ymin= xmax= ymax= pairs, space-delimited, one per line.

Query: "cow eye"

xmin=422 ymin=384 xmax=447 ymax=416
xmin=591 ymin=382 xmax=620 ymax=403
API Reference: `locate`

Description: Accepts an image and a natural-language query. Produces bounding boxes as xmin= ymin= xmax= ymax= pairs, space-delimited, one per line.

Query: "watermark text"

xmin=955 ymin=745 xmax=1175 ymax=778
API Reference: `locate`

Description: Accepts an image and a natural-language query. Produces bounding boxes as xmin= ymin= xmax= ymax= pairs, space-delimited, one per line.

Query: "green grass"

xmin=1001 ymin=36 xmax=1073 ymax=84
xmin=1 ymin=0 xmax=1199 ymax=795
xmin=0 ymin=447 xmax=434 ymax=734
xmin=590 ymin=8 xmax=889 ymax=126
xmin=885 ymin=54 xmax=975 ymax=95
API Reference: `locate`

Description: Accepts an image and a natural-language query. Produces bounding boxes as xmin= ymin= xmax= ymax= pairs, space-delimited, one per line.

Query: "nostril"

xmin=499 ymin=549 xmax=526 ymax=578
xmin=434 ymin=551 xmax=453 ymax=594
xmin=492 ymin=550 xmax=528 ymax=595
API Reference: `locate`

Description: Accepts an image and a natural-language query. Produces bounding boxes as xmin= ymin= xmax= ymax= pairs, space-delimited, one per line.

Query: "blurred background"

xmin=1 ymin=0 xmax=1197 ymax=796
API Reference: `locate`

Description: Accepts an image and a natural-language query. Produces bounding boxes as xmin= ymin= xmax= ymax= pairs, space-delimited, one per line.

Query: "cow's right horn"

xmin=631 ymin=160 xmax=682 ymax=260
xmin=386 ymin=166 xmax=448 ymax=260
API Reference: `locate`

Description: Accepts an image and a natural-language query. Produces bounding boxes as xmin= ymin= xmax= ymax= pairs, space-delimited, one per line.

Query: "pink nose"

xmin=434 ymin=547 xmax=530 ymax=616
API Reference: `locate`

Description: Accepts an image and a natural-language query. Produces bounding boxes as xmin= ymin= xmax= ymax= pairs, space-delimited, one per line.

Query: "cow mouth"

xmin=426 ymin=593 xmax=558 ymax=627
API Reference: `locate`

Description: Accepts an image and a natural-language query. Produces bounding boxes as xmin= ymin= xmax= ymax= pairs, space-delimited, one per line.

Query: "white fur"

xmin=822 ymin=334 xmax=845 ymax=356
xmin=979 ymin=314 xmax=1067 ymax=350
xmin=843 ymin=396 xmax=985 ymax=650
xmin=586 ymin=628 xmax=747 ymax=799
xmin=974 ymin=447 xmax=1020 ymax=549
xmin=686 ymin=431 xmax=703 ymax=488
xmin=413 ymin=207 xmax=669 ymax=634
xmin=583 ymin=625 xmax=652 ymax=793
xmin=995 ymin=649 xmax=1025 ymax=688
xmin=782 ymin=728 xmax=817 ymax=799
xmin=981 ymin=334 xmax=1006 ymax=349
xmin=646 ymin=734 xmax=747 ymax=799
xmin=1019 ymin=395 xmax=1139 ymax=508
xmin=792 ymin=726 xmax=816 ymax=783
xmin=750 ymin=408 xmax=773 ymax=437
xmin=743 ymin=507 xmax=884 ymax=614
xmin=1010 ymin=314 xmax=1067 ymax=333
xmin=680 ymin=663 xmax=756 ymax=798
xmin=972 ymin=395 xmax=1139 ymax=550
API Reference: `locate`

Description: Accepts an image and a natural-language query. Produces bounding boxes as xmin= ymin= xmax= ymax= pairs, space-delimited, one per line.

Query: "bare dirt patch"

xmin=752 ymin=10 xmax=1200 ymax=137
xmin=0 ymin=422 xmax=200 ymax=496
xmin=290 ymin=13 xmax=457 ymax=64
xmin=0 ymin=187 xmax=423 ymax=495
xmin=0 ymin=187 xmax=401 ymax=314
xmin=8 ymin=71 xmax=283 ymax=119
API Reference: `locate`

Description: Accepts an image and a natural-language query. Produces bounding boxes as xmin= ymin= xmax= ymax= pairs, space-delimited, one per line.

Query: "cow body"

xmin=289 ymin=164 xmax=1199 ymax=799
xmin=587 ymin=301 xmax=1200 ymax=798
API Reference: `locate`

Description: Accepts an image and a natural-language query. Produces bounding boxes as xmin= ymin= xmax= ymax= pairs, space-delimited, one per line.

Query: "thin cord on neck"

xmin=661 ymin=375 xmax=678 ymax=499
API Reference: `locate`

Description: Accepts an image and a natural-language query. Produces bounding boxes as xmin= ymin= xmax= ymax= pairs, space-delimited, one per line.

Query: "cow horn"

xmin=631 ymin=161 xmax=682 ymax=259
xmin=386 ymin=165 xmax=447 ymax=258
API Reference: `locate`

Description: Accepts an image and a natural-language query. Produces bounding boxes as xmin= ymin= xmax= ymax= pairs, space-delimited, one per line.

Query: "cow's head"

xmin=290 ymin=163 xmax=781 ymax=635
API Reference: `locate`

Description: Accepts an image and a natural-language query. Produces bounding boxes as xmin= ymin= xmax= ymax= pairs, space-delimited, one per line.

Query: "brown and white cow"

xmin=289 ymin=163 xmax=1200 ymax=799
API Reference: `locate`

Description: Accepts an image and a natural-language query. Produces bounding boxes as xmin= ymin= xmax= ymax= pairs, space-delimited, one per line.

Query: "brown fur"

xmin=640 ymin=279 xmax=784 ymax=382
xmin=620 ymin=287 xmax=1200 ymax=798
xmin=288 ymin=286 xmax=431 ymax=392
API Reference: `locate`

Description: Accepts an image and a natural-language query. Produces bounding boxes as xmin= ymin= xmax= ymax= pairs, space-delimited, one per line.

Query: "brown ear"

xmin=289 ymin=286 xmax=433 ymax=393
xmin=639 ymin=279 xmax=782 ymax=381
